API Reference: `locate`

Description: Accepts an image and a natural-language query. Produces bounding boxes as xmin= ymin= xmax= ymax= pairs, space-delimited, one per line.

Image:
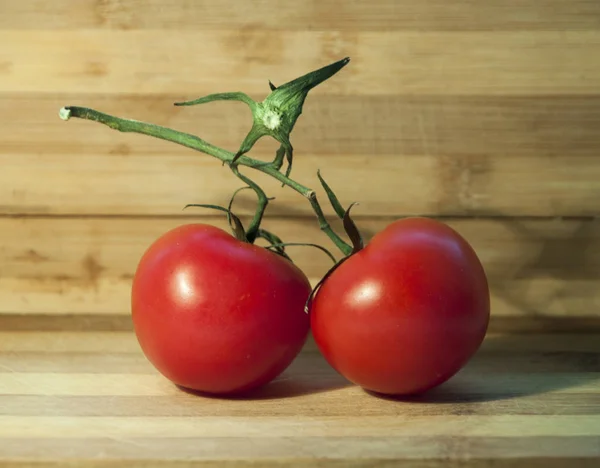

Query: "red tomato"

xmin=310 ymin=217 xmax=490 ymax=396
xmin=131 ymin=224 xmax=311 ymax=395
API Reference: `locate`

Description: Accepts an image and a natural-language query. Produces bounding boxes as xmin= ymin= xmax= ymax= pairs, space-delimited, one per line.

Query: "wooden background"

xmin=1 ymin=0 xmax=600 ymax=332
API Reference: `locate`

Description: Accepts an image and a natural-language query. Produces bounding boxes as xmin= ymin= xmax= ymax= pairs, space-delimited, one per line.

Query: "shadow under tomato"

xmin=365 ymin=333 xmax=600 ymax=404
xmin=176 ymin=352 xmax=351 ymax=401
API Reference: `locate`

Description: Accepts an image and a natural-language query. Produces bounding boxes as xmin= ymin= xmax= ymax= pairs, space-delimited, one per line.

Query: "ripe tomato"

xmin=310 ymin=217 xmax=490 ymax=396
xmin=131 ymin=224 xmax=311 ymax=395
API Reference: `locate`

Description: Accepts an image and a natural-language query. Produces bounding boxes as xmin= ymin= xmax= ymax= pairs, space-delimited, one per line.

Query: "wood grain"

xmin=2 ymin=1 xmax=600 ymax=324
xmin=4 ymin=0 xmax=600 ymax=31
xmin=0 ymin=216 xmax=598 ymax=323
xmin=3 ymin=94 xmax=600 ymax=216
xmin=7 ymin=95 xmax=600 ymax=160
xmin=3 ymin=415 xmax=600 ymax=438
xmin=3 ymin=31 xmax=600 ymax=96
xmin=3 ymin=332 xmax=599 ymax=354
xmin=0 ymin=332 xmax=598 ymax=466
xmin=0 ymin=314 xmax=597 ymax=334
xmin=2 ymin=393 xmax=600 ymax=417
xmin=4 ymin=152 xmax=599 ymax=217
xmin=0 ymin=3 xmax=599 ymax=466
xmin=1 ymin=373 xmax=599 ymax=398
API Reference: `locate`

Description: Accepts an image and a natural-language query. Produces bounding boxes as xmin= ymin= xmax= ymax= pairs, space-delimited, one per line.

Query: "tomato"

xmin=131 ymin=224 xmax=311 ymax=395
xmin=310 ymin=217 xmax=490 ymax=396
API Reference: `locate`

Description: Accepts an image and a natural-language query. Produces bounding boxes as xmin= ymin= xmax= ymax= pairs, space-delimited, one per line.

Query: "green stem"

xmin=229 ymin=165 xmax=268 ymax=244
xmin=174 ymin=92 xmax=256 ymax=109
xmin=59 ymin=106 xmax=352 ymax=256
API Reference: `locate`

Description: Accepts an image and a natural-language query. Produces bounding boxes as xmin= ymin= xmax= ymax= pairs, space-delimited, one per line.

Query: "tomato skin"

xmin=131 ymin=224 xmax=311 ymax=395
xmin=310 ymin=217 xmax=490 ymax=396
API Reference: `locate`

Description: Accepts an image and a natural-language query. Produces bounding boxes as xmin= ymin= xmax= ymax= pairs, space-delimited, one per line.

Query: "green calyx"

xmin=175 ymin=57 xmax=351 ymax=178
xmin=317 ymin=170 xmax=364 ymax=254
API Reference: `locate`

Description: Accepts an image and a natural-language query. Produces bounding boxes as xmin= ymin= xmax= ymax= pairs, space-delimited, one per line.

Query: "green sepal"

xmin=342 ymin=203 xmax=364 ymax=254
xmin=266 ymin=242 xmax=337 ymax=264
xmin=183 ymin=203 xmax=247 ymax=242
xmin=317 ymin=170 xmax=345 ymax=219
xmin=256 ymin=229 xmax=291 ymax=261
xmin=174 ymin=92 xmax=256 ymax=110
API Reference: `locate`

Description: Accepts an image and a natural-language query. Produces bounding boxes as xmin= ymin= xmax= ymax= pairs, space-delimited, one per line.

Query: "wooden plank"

xmin=0 ymin=314 xmax=135 ymax=332
xmin=9 ymin=372 xmax=593 ymax=398
xmin=1 ymin=414 xmax=599 ymax=438
xmin=7 ymin=94 xmax=600 ymax=160
xmin=3 ymin=152 xmax=598 ymax=217
xmin=1 ymin=216 xmax=599 ymax=318
xmin=0 ymin=438 xmax=598 ymax=468
xmin=1 ymin=314 xmax=599 ymax=334
xmin=1 ymin=343 xmax=598 ymax=375
xmin=0 ymin=333 xmax=598 ymax=466
xmin=2 ymin=393 xmax=599 ymax=417
xmin=3 ymin=0 xmax=600 ymax=31
xmin=1 ymin=332 xmax=599 ymax=354
xmin=2 ymin=31 xmax=600 ymax=95
xmin=0 ymin=332 xmax=139 ymax=353
xmin=4 ymin=94 xmax=600 ymax=217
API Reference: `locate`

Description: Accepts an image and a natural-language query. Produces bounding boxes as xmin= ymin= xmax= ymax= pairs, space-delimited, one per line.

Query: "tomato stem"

xmin=229 ymin=165 xmax=268 ymax=244
xmin=59 ymin=105 xmax=353 ymax=256
xmin=265 ymin=242 xmax=337 ymax=264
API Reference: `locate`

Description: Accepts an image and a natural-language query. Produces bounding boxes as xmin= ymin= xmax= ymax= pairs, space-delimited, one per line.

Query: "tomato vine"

xmin=59 ymin=57 xmax=354 ymax=257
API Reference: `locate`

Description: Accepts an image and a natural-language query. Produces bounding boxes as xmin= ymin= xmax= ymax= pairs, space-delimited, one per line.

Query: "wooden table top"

xmin=0 ymin=331 xmax=598 ymax=467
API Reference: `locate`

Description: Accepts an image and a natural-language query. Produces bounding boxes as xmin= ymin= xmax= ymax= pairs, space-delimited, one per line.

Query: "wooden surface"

xmin=1 ymin=216 xmax=599 ymax=329
xmin=4 ymin=95 xmax=600 ymax=217
xmin=2 ymin=3 xmax=599 ymax=466
xmin=2 ymin=1 xmax=600 ymax=324
xmin=0 ymin=331 xmax=598 ymax=467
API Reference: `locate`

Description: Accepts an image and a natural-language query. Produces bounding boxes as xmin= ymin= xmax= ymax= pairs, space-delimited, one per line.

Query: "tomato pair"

xmin=132 ymin=217 xmax=490 ymax=396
